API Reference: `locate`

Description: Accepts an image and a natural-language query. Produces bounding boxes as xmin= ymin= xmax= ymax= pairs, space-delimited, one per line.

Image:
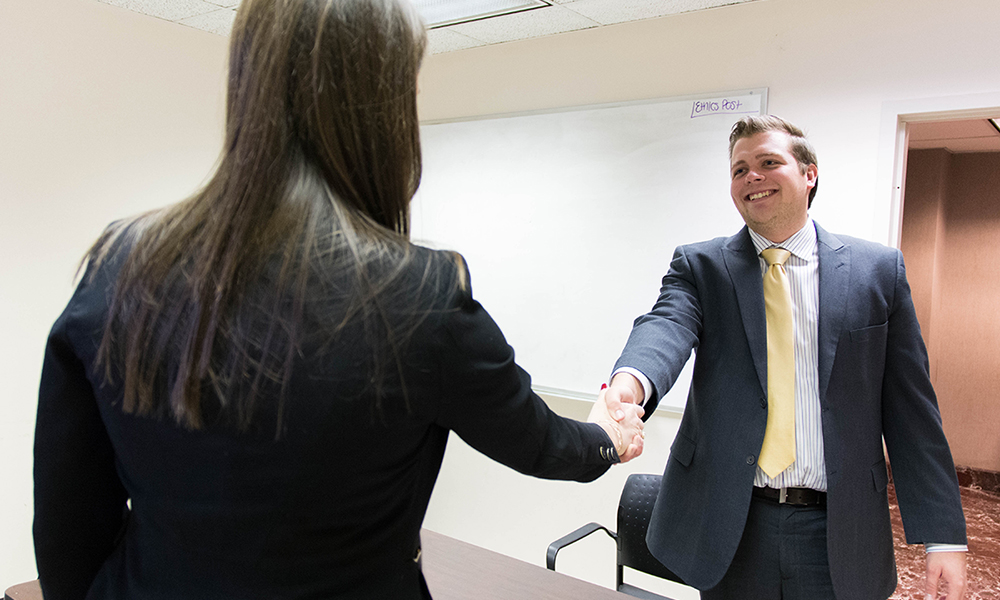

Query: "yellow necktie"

xmin=759 ymin=248 xmax=795 ymax=478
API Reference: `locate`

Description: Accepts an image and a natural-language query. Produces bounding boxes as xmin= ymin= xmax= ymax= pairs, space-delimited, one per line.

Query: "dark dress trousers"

xmin=34 ymin=240 xmax=620 ymax=600
xmin=614 ymin=223 xmax=966 ymax=599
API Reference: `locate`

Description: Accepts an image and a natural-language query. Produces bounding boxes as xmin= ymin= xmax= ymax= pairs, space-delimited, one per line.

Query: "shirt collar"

xmin=748 ymin=219 xmax=817 ymax=261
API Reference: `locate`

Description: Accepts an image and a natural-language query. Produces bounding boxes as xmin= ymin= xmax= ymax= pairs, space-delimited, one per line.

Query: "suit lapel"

xmin=722 ymin=228 xmax=768 ymax=395
xmin=815 ymin=224 xmax=849 ymax=403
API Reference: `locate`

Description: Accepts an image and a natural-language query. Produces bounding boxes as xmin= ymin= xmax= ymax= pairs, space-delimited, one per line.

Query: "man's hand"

xmin=588 ymin=388 xmax=645 ymax=462
xmin=604 ymin=372 xmax=645 ymax=422
xmin=926 ymin=551 xmax=967 ymax=600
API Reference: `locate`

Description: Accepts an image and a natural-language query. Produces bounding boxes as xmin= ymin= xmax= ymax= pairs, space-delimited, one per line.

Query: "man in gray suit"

xmin=606 ymin=115 xmax=967 ymax=599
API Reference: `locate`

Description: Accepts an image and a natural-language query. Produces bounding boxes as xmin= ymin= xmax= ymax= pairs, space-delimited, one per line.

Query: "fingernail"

xmin=615 ymin=410 xmax=625 ymax=420
xmin=601 ymin=383 xmax=608 ymax=390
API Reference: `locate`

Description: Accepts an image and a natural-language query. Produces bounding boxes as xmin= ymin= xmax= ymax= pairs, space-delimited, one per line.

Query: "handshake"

xmin=586 ymin=376 xmax=646 ymax=463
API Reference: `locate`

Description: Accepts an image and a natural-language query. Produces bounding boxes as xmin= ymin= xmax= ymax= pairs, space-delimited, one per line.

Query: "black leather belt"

xmin=753 ymin=486 xmax=826 ymax=506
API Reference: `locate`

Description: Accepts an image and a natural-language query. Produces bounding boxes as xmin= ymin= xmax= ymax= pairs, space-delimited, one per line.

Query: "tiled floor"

xmin=889 ymin=484 xmax=1000 ymax=599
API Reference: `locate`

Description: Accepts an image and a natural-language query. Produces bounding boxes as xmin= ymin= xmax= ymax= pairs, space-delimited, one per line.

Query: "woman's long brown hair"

xmin=86 ymin=0 xmax=449 ymax=435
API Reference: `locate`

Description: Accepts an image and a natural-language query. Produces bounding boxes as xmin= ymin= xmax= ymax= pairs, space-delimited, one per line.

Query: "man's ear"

xmin=805 ymin=163 xmax=818 ymax=189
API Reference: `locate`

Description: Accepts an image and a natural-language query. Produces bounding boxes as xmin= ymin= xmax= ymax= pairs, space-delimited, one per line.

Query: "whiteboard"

xmin=411 ymin=89 xmax=767 ymax=412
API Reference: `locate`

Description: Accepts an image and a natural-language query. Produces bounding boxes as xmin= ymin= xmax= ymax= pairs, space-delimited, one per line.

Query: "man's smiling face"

xmin=729 ymin=130 xmax=817 ymax=243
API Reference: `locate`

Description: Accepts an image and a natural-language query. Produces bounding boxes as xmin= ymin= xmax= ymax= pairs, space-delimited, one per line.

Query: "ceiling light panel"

xmin=412 ymin=0 xmax=550 ymax=28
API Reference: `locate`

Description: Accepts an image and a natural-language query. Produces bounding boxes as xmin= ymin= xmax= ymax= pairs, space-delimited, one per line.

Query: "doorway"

xmin=897 ymin=116 xmax=1000 ymax=475
xmin=891 ymin=115 xmax=1000 ymax=600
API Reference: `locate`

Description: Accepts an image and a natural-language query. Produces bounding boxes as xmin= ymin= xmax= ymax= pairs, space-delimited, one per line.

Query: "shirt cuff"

xmin=925 ymin=543 xmax=968 ymax=553
xmin=611 ymin=367 xmax=653 ymax=408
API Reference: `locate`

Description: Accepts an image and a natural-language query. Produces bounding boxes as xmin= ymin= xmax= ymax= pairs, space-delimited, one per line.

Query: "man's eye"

xmin=732 ymin=168 xmax=745 ymax=178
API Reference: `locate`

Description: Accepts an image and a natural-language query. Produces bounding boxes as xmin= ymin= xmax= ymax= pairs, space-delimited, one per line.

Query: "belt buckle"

xmin=778 ymin=487 xmax=788 ymax=504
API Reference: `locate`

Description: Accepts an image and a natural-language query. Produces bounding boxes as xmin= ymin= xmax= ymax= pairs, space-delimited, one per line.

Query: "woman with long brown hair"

xmin=32 ymin=0 xmax=643 ymax=598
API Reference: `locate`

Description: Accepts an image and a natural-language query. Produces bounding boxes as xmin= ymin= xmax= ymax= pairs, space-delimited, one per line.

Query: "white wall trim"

xmin=877 ymin=92 xmax=1000 ymax=248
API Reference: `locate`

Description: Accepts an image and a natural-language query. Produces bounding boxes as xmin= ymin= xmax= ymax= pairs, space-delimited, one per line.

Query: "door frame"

xmin=876 ymin=91 xmax=1000 ymax=248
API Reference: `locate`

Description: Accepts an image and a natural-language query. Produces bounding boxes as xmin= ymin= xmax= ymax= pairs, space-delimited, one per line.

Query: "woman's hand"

xmin=588 ymin=388 xmax=645 ymax=463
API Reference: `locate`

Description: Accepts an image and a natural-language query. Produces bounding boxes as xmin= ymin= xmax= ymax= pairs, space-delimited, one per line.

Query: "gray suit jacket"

xmin=614 ymin=223 xmax=966 ymax=599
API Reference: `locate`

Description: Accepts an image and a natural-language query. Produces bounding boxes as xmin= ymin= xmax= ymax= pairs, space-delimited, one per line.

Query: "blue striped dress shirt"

xmin=747 ymin=220 xmax=825 ymax=491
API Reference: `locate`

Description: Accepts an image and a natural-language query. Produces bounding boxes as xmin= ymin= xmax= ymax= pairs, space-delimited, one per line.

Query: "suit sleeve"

xmin=613 ymin=245 xmax=703 ymax=413
xmin=880 ymin=250 xmax=966 ymax=545
xmin=34 ymin=284 xmax=129 ymax=599
xmin=429 ymin=271 xmax=620 ymax=482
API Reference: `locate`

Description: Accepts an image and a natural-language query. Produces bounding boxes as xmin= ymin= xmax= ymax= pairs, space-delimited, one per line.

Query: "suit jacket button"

xmin=760 ymin=397 xmax=767 ymax=408
xmin=746 ymin=455 xmax=755 ymax=465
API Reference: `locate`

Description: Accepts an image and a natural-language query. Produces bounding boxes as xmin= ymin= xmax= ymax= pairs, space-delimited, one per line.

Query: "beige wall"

xmin=900 ymin=149 xmax=949 ymax=374
xmin=0 ymin=0 xmax=229 ymax=586
xmin=902 ymin=150 xmax=1000 ymax=472
xmin=414 ymin=1 xmax=1000 ymax=579
xmin=417 ymin=0 xmax=1000 ymax=243
xmin=3 ymin=0 xmax=1000 ymax=589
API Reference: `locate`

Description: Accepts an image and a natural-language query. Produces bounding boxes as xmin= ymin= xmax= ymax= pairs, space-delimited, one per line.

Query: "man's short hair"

xmin=729 ymin=115 xmax=819 ymax=206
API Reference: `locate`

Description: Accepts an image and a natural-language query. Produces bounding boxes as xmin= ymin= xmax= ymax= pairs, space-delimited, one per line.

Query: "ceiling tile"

xmin=427 ymin=29 xmax=488 ymax=54
xmin=909 ymin=137 xmax=1000 ymax=153
xmin=908 ymin=119 xmax=999 ymax=141
xmin=98 ymin=0 xmax=224 ymax=21
xmin=561 ymin=0 xmax=757 ymax=26
xmin=908 ymin=119 xmax=1000 ymax=153
xmin=416 ymin=0 xmax=547 ymax=28
xmin=179 ymin=8 xmax=237 ymax=36
xmin=92 ymin=0 xmax=766 ymax=51
xmin=448 ymin=4 xmax=598 ymax=44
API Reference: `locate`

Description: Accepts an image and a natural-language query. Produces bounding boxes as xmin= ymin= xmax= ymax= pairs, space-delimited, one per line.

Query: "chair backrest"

xmin=616 ymin=473 xmax=683 ymax=584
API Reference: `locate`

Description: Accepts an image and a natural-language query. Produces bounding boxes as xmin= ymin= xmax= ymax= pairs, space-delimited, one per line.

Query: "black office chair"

xmin=546 ymin=473 xmax=687 ymax=600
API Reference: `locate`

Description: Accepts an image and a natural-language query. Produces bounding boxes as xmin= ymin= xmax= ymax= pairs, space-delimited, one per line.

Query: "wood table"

xmin=421 ymin=529 xmax=631 ymax=599
xmin=3 ymin=581 xmax=39 ymax=600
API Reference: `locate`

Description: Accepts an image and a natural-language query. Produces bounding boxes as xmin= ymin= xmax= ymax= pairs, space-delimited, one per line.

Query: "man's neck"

xmin=751 ymin=218 xmax=811 ymax=245
xmin=748 ymin=219 xmax=814 ymax=251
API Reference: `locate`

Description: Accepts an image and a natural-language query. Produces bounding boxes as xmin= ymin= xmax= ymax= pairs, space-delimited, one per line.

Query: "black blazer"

xmin=614 ymin=223 xmax=966 ymax=599
xmin=34 ymin=240 xmax=620 ymax=600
